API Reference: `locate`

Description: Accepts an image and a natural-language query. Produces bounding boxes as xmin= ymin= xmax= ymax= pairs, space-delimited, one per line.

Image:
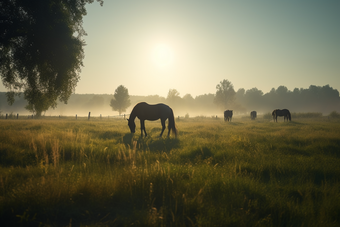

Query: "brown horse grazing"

xmin=272 ymin=109 xmax=291 ymax=122
xmin=224 ymin=110 xmax=233 ymax=122
xmin=128 ymin=102 xmax=177 ymax=137
xmin=250 ymin=111 xmax=257 ymax=120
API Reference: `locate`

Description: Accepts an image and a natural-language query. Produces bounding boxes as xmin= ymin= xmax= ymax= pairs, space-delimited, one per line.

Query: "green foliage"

xmin=0 ymin=0 xmax=103 ymax=116
xmin=0 ymin=118 xmax=340 ymax=226
xmin=214 ymin=79 xmax=236 ymax=110
xmin=110 ymin=85 xmax=131 ymax=115
xmin=166 ymin=89 xmax=181 ymax=107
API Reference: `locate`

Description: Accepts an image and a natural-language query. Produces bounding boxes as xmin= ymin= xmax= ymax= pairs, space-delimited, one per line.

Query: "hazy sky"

xmin=1 ymin=1 xmax=339 ymax=98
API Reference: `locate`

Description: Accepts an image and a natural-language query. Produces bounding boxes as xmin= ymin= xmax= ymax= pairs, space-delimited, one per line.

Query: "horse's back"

xmin=224 ymin=110 xmax=233 ymax=116
xmin=272 ymin=109 xmax=291 ymax=120
xmin=133 ymin=102 xmax=172 ymax=120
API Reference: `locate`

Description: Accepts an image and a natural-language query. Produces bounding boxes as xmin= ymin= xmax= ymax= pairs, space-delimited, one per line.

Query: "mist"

xmin=1 ymin=84 xmax=339 ymax=118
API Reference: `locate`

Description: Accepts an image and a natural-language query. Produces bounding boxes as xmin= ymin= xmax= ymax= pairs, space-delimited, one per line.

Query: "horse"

xmin=127 ymin=102 xmax=177 ymax=137
xmin=224 ymin=110 xmax=233 ymax=122
xmin=272 ymin=109 xmax=291 ymax=122
xmin=250 ymin=111 xmax=257 ymax=120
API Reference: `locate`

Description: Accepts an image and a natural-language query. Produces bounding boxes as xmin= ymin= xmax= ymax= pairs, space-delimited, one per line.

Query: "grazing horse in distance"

xmin=272 ymin=109 xmax=291 ymax=122
xmin=127 ymin=102 xmax=177 ymax=137
xmin=250 ymin=111 xmax=257 ymax=120
xmin=224 ymin=110 xmax=233 ymax=122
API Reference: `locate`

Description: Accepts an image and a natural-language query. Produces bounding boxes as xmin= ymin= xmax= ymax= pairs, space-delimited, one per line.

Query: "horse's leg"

xmin=140 ymin=120 xmax=147 ymax=137
xmin=167 ymin=118 xmax=172 ymax=137
xmin=160 ymin=119 xmax=166 ymax=137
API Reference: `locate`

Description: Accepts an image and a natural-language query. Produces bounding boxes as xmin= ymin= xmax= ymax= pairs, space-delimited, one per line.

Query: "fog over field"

xmin=1 ymin=84 xmax=339 ymax=118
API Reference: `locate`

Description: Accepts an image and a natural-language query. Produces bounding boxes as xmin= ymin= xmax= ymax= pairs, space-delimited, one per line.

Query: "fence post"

xmin=17 ymin=113 xmax=19 ymax=119
xmin=6 ymin=114 xmax=8 ymax=119
xmin=100 ymin=114 xmax=102 ymax=120
xmin=76 ymin=114 xmax=77 ymax=120
xmin=88 ymin=112 xmax=91 ymax=120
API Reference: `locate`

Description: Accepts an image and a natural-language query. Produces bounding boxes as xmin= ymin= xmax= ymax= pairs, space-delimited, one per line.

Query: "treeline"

xmin=0 ymin=93 xmax=220 ymax=117
xmin=235 ymin=84 xmax=340 ymax=114
xmin=0 ymin=84 xmax=339 ymax=117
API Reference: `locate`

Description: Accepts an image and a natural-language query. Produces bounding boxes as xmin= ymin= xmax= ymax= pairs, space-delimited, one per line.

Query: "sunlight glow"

xmin=152 ymin=44 xmax=174 ymax=69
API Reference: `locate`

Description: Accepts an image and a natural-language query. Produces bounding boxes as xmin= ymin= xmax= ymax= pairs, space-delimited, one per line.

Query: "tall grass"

xmin=0 ymin=117 xmax=340 ymax=226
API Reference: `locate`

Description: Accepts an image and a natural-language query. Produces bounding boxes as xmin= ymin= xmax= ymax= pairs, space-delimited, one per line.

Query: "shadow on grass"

xmin=180 ymin=146 xmax=214 ymax=163
xmin=122 ymin=133 xmax=134 ymax=145
xmin=99 ymin=130 xmax=123 ymax=140
xmin=288 ymin=121 xmax=305 ymax=125
xmin=121 ymin=133 xmax=180 ymax=152
xmin=139 ymin=137 xmax=180 ymax=152
xmin=228 ymin=122 xmax=243 ymax=126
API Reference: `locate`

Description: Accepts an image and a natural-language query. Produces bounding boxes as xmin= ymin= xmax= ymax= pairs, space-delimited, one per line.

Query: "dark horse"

xmin=250 ymin=111 xmax=257 ymax=120
xmin=224 ymin=110 xmax=233 ymax=122
xmin=272 ymin=109 xmax=291 ymax=122
xmin=128 ymin=102 xmax=177 ymax=137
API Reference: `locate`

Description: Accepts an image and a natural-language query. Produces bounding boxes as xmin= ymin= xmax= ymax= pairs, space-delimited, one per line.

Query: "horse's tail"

xmin=169 ymin=109 xmax=177 ymax=137
xmin=288 ymin=111 xmax=291 ymax=121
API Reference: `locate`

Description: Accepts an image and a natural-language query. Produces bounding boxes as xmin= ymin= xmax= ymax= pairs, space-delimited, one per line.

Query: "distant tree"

xmin=110 ymin=85 xmax=131 ymax=115
xmin=144 ymin=95 xmax=166 ymax=104
xmin=195 ymin=93 xmax=215 ymax=104
xmin=167 ymin=89 xmax=180 ymax=100
xmin=236 ymin=88 xmax=245 ymax=97
xmin=244 ymin=87 xmax=263 ymax=110
xmin=214 ymin=79 xmax=236 ymax=110
xmin=276 ymin=86 xmax=289 ymax=95
xmin=194 ymin=93 xmax=219 ymax=115
xmin=235 ymin=88 xmax=246 ymax=108
xmin=183 ymin=94 xmax=194 ymax=102
xmin=166 ymin=89 xmax=181 ymax=105
xmin=0 ymin=0 xmax=103 ymax=117
xmin=87 ymin=95 xmax=105 ymax=109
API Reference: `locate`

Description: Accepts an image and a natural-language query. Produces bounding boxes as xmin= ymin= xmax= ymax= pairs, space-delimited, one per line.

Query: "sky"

xmin=1 ymin=0 xmax=340 ymax=98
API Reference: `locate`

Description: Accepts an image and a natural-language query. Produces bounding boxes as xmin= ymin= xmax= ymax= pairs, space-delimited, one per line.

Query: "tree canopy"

xmin=110 ymin=85 xmax=131 ymax=115
xmin=0 ymin=0 xmax=103 ymax=116
xmin=214 ymin=79 xmax=236 ymax=110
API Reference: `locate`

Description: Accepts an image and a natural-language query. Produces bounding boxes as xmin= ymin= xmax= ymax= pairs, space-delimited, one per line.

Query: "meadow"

xmin=0 ymin=115 xmax=339 ymax=226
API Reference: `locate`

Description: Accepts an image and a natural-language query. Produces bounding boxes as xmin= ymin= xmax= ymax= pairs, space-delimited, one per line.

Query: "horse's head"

xmin=127 ymin=119 xmax=136 ymax=133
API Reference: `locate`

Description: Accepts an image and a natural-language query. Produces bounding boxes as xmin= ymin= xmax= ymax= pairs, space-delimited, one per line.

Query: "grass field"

xmin=0 ymin=116 xmax=339 ymax=226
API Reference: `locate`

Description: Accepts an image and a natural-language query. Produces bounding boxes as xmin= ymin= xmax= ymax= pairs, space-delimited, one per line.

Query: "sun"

xmin=152 ymin=44 xmax=174 ymax=69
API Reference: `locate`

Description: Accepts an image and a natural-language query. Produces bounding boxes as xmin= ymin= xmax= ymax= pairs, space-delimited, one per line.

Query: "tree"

xmin=214 ymin=79 xmax=236 ymax=110
xmin=166 ymin=89 xmax=181 ymax=106
xmin=110 ymin=85 xmax=131 ymax=115
xmin=167 ymin=89 xmax=180 ymax=100
xmin=0 ymin=0 xmax=103 ymax=116
xmin=235 ymin=88 xmax=246 ymax=109
xmin=244 ymin=87 xmax=263 ymax=110
xmin=183 ymin=94 xmax=194 ymax=102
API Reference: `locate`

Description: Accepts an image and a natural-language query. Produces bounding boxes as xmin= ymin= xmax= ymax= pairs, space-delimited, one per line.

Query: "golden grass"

xmin=0 ymin=117 xmax=340 ymax=226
